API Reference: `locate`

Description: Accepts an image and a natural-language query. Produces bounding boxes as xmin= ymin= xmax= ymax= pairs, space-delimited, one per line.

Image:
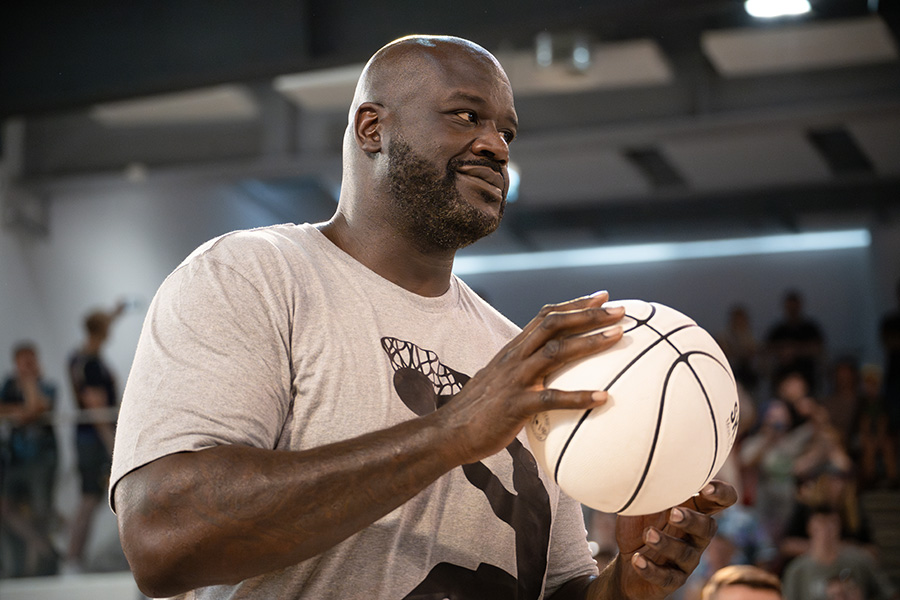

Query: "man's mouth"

xmin=455 ymin=165 xmax=505 ymax=199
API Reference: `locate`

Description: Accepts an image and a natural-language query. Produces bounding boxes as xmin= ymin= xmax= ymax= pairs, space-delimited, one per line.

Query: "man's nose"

xmin=471 ymin=125 xmax=509 ymax=165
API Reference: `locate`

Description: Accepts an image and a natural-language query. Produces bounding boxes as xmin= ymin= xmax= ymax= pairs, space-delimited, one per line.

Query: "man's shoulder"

xmin=172 ymin=223 xmax=328 ymax=281
xmin=185 ymin=223 xmax=311 ymax=262
xmin=838 ymin=544 xmax=878 ymax=567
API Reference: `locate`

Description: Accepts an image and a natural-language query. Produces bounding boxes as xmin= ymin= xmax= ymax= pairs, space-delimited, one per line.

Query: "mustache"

xmin=450 ymin=157 xmax=505 ymax=174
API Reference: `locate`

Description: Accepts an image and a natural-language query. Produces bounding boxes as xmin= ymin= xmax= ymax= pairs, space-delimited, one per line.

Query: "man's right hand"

xmin=439 ymin=290 xmax=625 ymax=464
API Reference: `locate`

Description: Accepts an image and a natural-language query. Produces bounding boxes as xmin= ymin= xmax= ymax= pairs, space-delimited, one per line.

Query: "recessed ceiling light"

xmin=744 ymin=0 xmax=811 ymax=19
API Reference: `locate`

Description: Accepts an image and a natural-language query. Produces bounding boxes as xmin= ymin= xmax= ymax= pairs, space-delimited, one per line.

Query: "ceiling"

xmin=2 ymin=0 xmax=899 ymax=250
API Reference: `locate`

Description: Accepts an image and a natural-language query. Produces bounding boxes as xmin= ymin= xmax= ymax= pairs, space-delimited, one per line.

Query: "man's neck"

xmin=83 ymin=338 xmax=103 ymax=355
xmin=318 ymin=215 xmax=456 ymax=298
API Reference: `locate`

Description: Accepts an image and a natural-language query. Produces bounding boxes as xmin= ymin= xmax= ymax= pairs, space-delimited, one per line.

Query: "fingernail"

xmin=671 ymin=508 xmax=684 ymax=523
xmin=591 ymin=391 xmax=608 ymax=402
xmin=602 ymin=325 xmax=623 ymax=339
xmin=632 ymin=553 xmax=648 ymax=570
xmin=644 ymin=528 xmax=660 ymax=544
xmin=589 ymin=290 xmax=608 ymax=298
xmin=702 ymin=483 xmax=715 ymax=496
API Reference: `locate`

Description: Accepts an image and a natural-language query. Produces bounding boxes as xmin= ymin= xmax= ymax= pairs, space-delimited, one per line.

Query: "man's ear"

xmin=354 ymin=102 xmax=384 ymax=154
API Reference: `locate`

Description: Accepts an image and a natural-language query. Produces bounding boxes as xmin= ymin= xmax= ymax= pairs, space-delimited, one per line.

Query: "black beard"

xmin=387 ymin=137 xmax=505 ymax=252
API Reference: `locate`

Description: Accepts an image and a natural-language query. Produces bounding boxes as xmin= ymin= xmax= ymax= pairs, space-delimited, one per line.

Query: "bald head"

xmin=349 ymin=35 xmax=508 ymax=121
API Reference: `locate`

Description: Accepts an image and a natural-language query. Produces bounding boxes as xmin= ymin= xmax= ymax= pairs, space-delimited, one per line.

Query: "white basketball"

xmin=526 ymin=299 xmax=740 ymax=516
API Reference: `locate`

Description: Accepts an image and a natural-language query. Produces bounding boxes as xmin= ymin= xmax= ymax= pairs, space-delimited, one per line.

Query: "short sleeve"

xmin=110 ymin=237 xmax=296 ymax=508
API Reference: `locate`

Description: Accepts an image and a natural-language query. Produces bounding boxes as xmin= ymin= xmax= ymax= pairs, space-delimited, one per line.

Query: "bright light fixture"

xmin=453 ymin=229 xmax=870 ymax=275
xmin=744 ymin=0 xmax=811 ymax=18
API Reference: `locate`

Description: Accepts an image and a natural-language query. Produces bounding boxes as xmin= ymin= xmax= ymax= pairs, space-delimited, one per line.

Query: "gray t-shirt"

xmin=111 ymin=223 xmax=598 ymax=599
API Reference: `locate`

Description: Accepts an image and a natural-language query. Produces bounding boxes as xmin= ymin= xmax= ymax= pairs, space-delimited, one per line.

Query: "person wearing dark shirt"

xmin=880 ymin=278 xmax=900 ymax=455
xmin=766 ymin=290 xmax=825 ymax=394
xmin=64 ymin=303 xmax=122 ymax=572
xmin=0 ymin=342 xmax=58 ymax=576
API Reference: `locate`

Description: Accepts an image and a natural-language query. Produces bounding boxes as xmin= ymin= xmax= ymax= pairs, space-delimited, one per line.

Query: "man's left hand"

xmin=608 ymin=480 xmax=737 ymax=599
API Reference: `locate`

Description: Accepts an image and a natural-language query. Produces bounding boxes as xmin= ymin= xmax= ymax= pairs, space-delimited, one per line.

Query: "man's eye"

xmin=457 ymin=110 xmax=478 ymax=123
xmin=501 ymin=130 xmax=515 ymax=144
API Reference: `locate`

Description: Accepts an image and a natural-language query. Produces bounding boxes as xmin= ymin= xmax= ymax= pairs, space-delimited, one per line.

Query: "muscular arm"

xmin=116 ymin=413 xmax=463 ymax=597
xmin=116 ymin=292 xmax=624 ymax=598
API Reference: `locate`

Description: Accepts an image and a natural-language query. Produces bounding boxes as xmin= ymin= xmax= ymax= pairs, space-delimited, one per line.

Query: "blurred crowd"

xmin=0 ymin=302 xmax=125 ymax=578
xmin=587 ymin=283 xmax=900 ymax=600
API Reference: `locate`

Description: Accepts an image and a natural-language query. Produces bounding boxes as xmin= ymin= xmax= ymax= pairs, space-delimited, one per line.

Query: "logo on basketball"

xmin=530 ymin=412 xmax=551 ymax=442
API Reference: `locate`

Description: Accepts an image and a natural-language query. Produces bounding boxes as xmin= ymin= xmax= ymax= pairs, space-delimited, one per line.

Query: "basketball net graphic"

xmin=381 ymin=336 xmax=467 ymax=396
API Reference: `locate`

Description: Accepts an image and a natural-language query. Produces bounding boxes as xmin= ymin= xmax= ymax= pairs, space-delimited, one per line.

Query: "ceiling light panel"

xmin=702 ymin=15 xmax=898 ymax=77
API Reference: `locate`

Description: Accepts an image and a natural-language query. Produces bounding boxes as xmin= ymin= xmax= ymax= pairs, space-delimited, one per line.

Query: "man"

xmin=112 ymin=35 xmax=735 ymax=599
xmin=765 ymin=290 xmax=825 ymax=394
xmin=66 ymin=304 xmax=123 ymax=572
xmin=880 ymin=278 xmax=900 ymax=473
xmin=781 ymin=505 xmax=897 ymax=600
xmin=700 ymin=565 xmax=782 ymax=600
xmin=0 ymin=342 xmax=58 ymax=576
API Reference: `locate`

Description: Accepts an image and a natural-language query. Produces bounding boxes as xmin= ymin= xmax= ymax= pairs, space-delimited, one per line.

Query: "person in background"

xmin=718 ymin=304 xmax=761 ymax=396
xmin=821 ymin=357 xmax=863 ymax=450
xmin=740 ymin=399 xmax=814 ymax=543
xmin=0 ymin=342 xmax=59 ymax=577
xmin=765 ymin=290 xmax=825 ymax=395
xmin=779 ymin=464 xmax=876 ymax=564
xmin=700 ymin=564 xmax=782 ymax=600
xmin=64 ymin=302 xmax=124 ymax=573
xmin=781 ymin=505 xmax=897 ymax=600
xmin=855 ymin=365 xmax=898 ymax=489
xmin=879 ymin=278 xmax=900 ymax=458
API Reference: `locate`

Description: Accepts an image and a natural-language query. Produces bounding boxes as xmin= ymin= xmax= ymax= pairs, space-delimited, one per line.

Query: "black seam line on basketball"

xmin=614 ymin=349 xmax=734 ymax=513
xmin=680 ymin=349 xmax=737 ymax=481
xmin=615 ymin=357 xmax=682 ymax=513
xmin=551 ymin=307 xmax=672 ymax=484
xmin=681 ymin=351 xmax=720 ymax=485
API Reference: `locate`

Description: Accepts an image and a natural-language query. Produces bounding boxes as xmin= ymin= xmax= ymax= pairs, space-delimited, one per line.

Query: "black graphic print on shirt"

xmin=381 ymin=337 xmax=552 ymax=600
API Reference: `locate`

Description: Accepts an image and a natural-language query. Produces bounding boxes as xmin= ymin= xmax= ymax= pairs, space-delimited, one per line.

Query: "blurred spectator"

xmin=719 ymin=304 xmax=762 ymax=395
xmin=740 ymin=399 xmax=814 ymax=542
xmin=856 ymin=365 xmax=898 ymax=489
xmin=781 ymin=505 xmax=897 ymax=600
xmin=770 ymin=371 xmax=816 ymax=432
xmin=780 ymin=464 xmax=876 ymax=563
xmin=0 ymin=342 xmax=59 ymax=577
xmin=821 ymin=357 xmax=863 ymax=449
xmin=765 ymin=290 xmax=825 ymax=395
xmin=64 ymin=303 xmax=124 ymax=573
xmin=880 ymin=278 xmax=900 ymax=442
xmin=791 ymin=400 xmax=853 ymax=485
xmin=700 ymin=565 xmax=783 ymax=600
